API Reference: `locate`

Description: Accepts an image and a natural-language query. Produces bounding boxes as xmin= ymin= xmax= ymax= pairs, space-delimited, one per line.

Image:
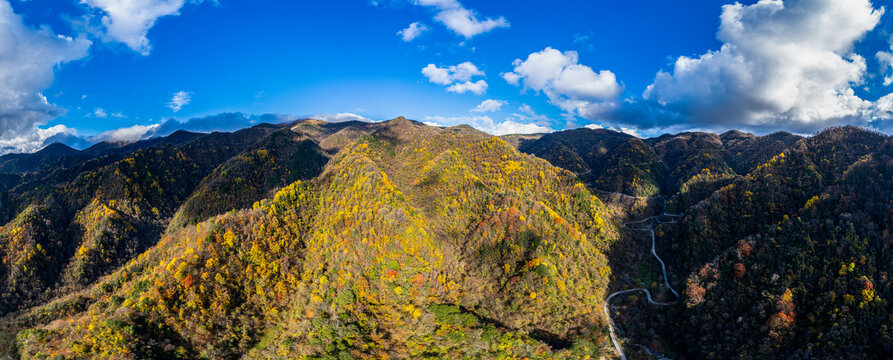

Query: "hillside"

xmin=0 ymin=143 xmax=81 ymax=174
xmin=519 ymin=129 xmax=804 ymax=212
xmin=1 ymin=119 xmax=891 ymax=360
xmin=1 ymin=118 xmax=622 ymax=359
xmin=519 ymin=128 xmax=664 ymax=198
xmin=512 ymin=125 xmax=893 ymax=359
xmin=647 ymin=127 xmax=893 ymax=359
xmin=0 ymin=124 xmax=283 ymax=316
xmin=570 ymin=126 xmax=891 ymax=360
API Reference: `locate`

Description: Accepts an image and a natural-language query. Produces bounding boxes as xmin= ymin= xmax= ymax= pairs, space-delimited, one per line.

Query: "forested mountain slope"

xmin=518 ymin=125 xmax=892 ymax=359
xmin=0 ymin=125 xmax=285 ymax=317
xmin=1 ymin=119 xmax=890 ymax=360
xmin=0 ymin=144 xmax=80 ymax=174
xmin=2 ymin=118 xmax=622 ymax=359
xmin=519 ymin=128 xmax=663 ymax=198
xmin=518 ymin=128 xmax=804 ymax=212
xmin=653 ymin=127 xmax=893 ymax=359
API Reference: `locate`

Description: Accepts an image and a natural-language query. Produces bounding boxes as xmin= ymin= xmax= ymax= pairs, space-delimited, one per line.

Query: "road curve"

xmin=605 ymin=213 xmax=681 ymax=360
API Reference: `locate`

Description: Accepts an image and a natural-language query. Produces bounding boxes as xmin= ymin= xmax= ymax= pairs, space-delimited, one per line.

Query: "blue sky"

xmin=1 ymin=0 xmax=893 ymax=154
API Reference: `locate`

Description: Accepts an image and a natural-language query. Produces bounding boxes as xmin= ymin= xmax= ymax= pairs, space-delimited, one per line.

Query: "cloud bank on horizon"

xmin=0 ymin=0 xmax=892 ymax=155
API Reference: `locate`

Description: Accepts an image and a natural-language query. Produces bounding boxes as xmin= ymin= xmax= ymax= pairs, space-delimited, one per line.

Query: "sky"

xmin=1 ymin=0 xmax=893 ymax=154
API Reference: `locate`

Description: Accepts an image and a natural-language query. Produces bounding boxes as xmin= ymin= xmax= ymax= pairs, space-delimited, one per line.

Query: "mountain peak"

xmin=39 ymin=142 xmax=78 ymax=154
xmin=720 ymin=129 xmax=755 ymax=141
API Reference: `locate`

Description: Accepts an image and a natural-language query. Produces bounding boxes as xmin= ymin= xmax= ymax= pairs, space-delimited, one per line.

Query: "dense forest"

xmin=0 ymin=118 xmax=619 ymax=359
xmin=0 ymin=118 xmax=890 ymax=359
xmin=520 ymin=125 xmax=891 ymax=359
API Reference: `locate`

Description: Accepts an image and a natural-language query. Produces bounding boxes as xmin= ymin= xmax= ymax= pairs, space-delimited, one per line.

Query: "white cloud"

xmin=471 ymin=99 xmax=506 ymax=113
xmin=490 ymin=120 xmax=553 ymax=135
xmin=413 ymin=0 xmax=508 ymax=39
xmin=582 ymin=122 xmax=644 ymax=138
xmin=583 ymin=123 xmax=604 ymax=130
xmin=876 ymin=93 xmax=893 ymax=115
xmin=422 ymin=64 xmax=452 ymax=85
xmin=502 ymin=72 xmax=520 ymax=86
xmin=446 ymin=80 xmax=487 ymax=95
xmin=504 ymin=47 xmax=623 ymax=119
xmin=93 ymin=108 xmax=108 ymax=118
xmin=508 ymin=104 xmax=550 ymax=123
xmin=309 ymin=112 xmax=372 ymax=123
xmin=518 ymin=104 xmax=536 ymax=114
xmin=37 ymin=125 xmax=79 ymax=140
xmin=878 ymin=43 xmax=893 ymax=86
xmin=168 ymin=90 xmax=192 ymax=112
xmin=619 ymin=127 xmax=641 ymax=137
xmin=397 ymin=22 xmax=428 ymax=42
xmin=0 ymin=0 xmax=92 ymax=155
xmin=82 ymin=0 xmax=198 ymax=55
xmin=0 ymin=124 xmax=82 ymax=154
xmin=642 ymin=0 xmax=884 ymax=131
xmin=91 ymin=123 xmax=160 ymax=142
xmin=422 ymin=62 xmax=484 ymax=85
xmin=422 ymin=62 xmax=488 ymax=95
xmin=423 ymin=115 xmax=553 ymax=136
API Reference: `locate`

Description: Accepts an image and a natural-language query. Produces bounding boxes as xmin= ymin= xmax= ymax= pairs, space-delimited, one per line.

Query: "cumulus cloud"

xmin=430 ymin=104 xmax=554 ymax=135
xmin=397 ymin=22 xmax=428 ymax=42
xmin=0 ymin=125 xmax=86 ymax=154
xmin=502 ymin=72 xmax=520 ymax=86
xmin=422 ymin=62 xmax=488 ymax=95
xmin=82 ymin=0 xmax=199 ymax=55
xmin=0 ymin=0 xmax=92 ymax=155
xmin=413 ymin=0 xmax=508 ymax=39
xmin=92 ymin=123 xmax=160 ymax=142
xmin=582 ymin=121 xmax=645 ymax=138
xmin=503 ymin=47 xmax=623 ymax=119
xmin=619 ymin=127 xmax=641 ymax=137
xmin=422 ymin=62 xmax=483 ymax=85
xmin=489 ymin=120 xmax=554 ymax=135
xmin=446 ymin=79 xmax=487 ymax=95
xmin=93 ymin=108 xmax=108 ymax=118
xmin=168 ymin=90 xmax=192 ymax=112
xmin=309 ymin=112 xmax=372 ymax=123
xmin=507 ymin=104 xmax=550 ymax=123
xmin=877 ymin=93 xmax=893 ymax=115
xmin=471 ymin=99 xmax=506 ymax=113
xmin=40 ymin=126 xmax=93 ymax=149
xmin=879 ymin=41 xmax=893 ymax=86
xmin=423 ymin=115 xmax=553 ymax=136
xmin=583 ymin=123 xmax=604 ymax=130
xmin=642 ymin=0 xmax=884 ymax=132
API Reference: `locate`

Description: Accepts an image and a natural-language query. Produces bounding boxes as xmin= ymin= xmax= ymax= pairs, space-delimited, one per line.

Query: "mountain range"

xmin=0 ymin=117 xmax=890 ymax=359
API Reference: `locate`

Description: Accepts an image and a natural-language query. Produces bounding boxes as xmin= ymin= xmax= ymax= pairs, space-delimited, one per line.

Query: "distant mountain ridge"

xmin=517 ymin=127 xmax=805 ymax=208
